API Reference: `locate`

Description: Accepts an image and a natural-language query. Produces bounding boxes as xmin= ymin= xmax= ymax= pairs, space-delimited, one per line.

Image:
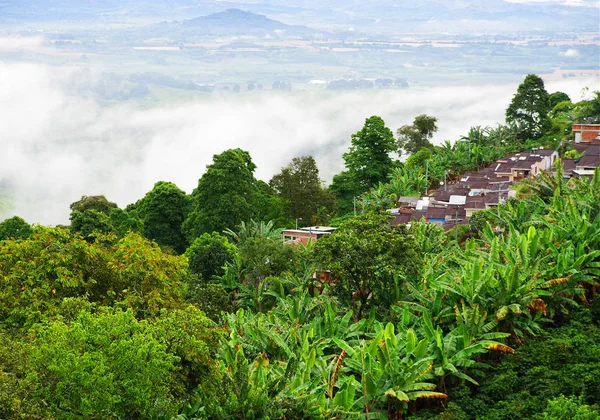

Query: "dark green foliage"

xmin=69 ymin=195 xmax=117 ymax=215
xmin=252 ymin=180 xmax=290 ymax=228
xmin=312 ymin=212 xmax=422 ymax=319
xmin=446 ymin=309 xmax=600 ymax=419
xmin=343 ymin=116 xmax=397 ymax=191
xmin=548 ymin=91 xmax=571 ymax=109
xmin=184 ymin=232 xmax=237 ymax=281
xmin=70 ymin=208 xmax=113 ymax=240
xmin=506 ymin=74 xmax=551 ymax=141
xmin=137 ymin=181 xmax=189 ymax=254
xmin=0 ymin=216 xmax=32 ymax=240
xmin=329 ymin=170 xmax=363 ymax=214
xmin=185 ymin=283 xmax=233 ymax=321
xmin=397 ymin=114 xmax=438 ymax=157
xmin=238 ymin=236 xmax=299 ymax=282
xmin=270 ymin=156 xmax=335 ymax=226
xmin=183 ymin=149 xmax=271 ymax=241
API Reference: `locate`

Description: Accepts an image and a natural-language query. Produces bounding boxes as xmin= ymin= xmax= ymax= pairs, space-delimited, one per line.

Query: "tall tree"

xmin=343 ymin=116 xmax=396 ymax=191
xmin=506 ymin=74 xmax=551 ymax=141
xmin=183 ymin=149 xmax=259 ymax=241
xmin=396 ymin=114 xmax=438 ymax=157
xmin=269 ymin=156 xmax=335 ymax=226
xmin=137 ymin=181 xmax=190 ymax=254
xmin=69 ymin=195 xmax=118 ymax=241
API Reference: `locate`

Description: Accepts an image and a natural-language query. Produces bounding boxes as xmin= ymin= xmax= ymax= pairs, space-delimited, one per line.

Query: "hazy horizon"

xmin=1 ymin=56 xmax=598 ymax=225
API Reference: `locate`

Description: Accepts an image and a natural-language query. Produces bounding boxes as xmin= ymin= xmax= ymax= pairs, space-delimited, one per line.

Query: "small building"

xmin=282 ymin=226 xmax=336 ymax=245
xmin=465 ymin=196 xmax=486 ymax=218
xmin=572 ymin=124 xmax=600 ymax=143
xmin=573 ymin=155 xmax=600 ymax=177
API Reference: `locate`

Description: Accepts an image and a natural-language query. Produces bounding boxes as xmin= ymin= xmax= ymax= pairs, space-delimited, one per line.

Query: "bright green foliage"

xmin=397 ymin=114 xmax=438 ymax=157
xmin=506 ymin=74 xmax=551 ymax=141
xmin=313 ymin=212 xmax=422 ymax=319
xmin=269 ymin=156 xmax=335 ymax=226
xmin=0 ymin=228 xmax=187 ymax=329
xmin=22 ymin=305 xmax=224 ymax=419
xmin=108 ymin=207 xmax=143 ymax=237
xmin=406 ymin=147 xmax=433 ymax=168
xmin=28 ymin=309 xmax=179 ymax=418
xmin=224 ymin=219 xmax=282 ymax=244
xmin=183 ymin=149 xmax=270 ymax=241
xmin=0 ymin=215 xmax=32 ymax=241
xmin=542 ymin=395 xmax=600 ymax=420
xmin=104 ymin=232 xmax=188 ymax=318
xmin=343 ymin=116 xmax=397 ymax=191
xmin=184 ymin=232 xmax=237 ymax=282
xmin=136 ymin=181 xmax=190 ymax=254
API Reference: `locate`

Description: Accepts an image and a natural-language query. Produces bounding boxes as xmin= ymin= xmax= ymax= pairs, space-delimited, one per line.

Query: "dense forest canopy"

xmin=0 ymin=76 xmax=599 ymax=419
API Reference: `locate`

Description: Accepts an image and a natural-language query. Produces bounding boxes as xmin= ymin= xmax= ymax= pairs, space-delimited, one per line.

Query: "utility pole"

xmin=425 ymin=160 xmax=429 ymax=197
xmin=353 ymin=196 xmax=357 ymax=216
xmin=295 ymin=218 xmax=302 ymax=230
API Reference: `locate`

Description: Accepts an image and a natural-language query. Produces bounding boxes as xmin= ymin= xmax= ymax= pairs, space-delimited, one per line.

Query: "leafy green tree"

xmin=397 ymin=114 xmax=438 ymax=157
xmin=328 ymin=170 xmax=363 ymax=215
xmin=183 ymin=149 xmax=268 ymax=241
xmin=0 ymin=228 xmax=188 ymax=328
xmin=0 ymin=216 xmax=32 ymax=241
xmin=137 ymin=181 xmax=189 ymax=254
xmin=573 ymin=90 xmax=600 ymax=123
xmin=312 ymin=212 xmax=422 ymax=318
xmin=343 ymin=116 xmax=397 ymax=191
xmin=238 ymin=236 xmax=298 ymax=282
xmin=270 ymin=156 xmax=335 ymax=226
xmin=549 ymin=91 xmax=571 ymax=109
xmin=25 ymin=305 xmax=224 ymax=419
xmin=70 ymin=208 xmax=113 ymax=240
xmin=70 ymin=195 xmax=117 ymax=215
xmin=109 ymin=207 xmax=143 ymax=237
xmin=184 ymin=232 xmax=237 ymax=282
xmin=405 ymin=147 xmax=433 ymax=168
xmin=506 ymin=74 xmax=551 ymax=141
xmin=252 ymin=180 xmax=290 ymax=228
xmin=28 ymin=309 xmax=179 ymax=418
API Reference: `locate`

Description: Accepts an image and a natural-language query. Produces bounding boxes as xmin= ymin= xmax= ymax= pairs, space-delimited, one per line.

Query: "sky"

xmin=0 ymin=43 xmax=599 ymax=225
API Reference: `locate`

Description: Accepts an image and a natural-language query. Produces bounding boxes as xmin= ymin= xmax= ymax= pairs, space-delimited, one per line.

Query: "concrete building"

xmin=572 ymin=124 xmax=600 ymax=143
xmin=282 ymin=226 xmax=336 ymax=245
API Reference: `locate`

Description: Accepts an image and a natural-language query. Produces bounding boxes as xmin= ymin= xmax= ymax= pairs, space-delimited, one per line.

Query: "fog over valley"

xmin=0 ymin=58 xmax=597 ymax=225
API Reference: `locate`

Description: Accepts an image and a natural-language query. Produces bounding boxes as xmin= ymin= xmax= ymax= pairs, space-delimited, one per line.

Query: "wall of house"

xmin=572 ymin=124 xmax=600 ymax=143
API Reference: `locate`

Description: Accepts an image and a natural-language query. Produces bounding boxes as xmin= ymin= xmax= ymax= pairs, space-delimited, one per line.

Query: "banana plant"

xmin=336 ymin=323 xmax=446 ymax=418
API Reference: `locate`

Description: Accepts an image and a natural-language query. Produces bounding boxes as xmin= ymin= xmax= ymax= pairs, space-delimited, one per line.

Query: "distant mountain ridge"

xmin=166 ymin=8 xmax=315 ymax=36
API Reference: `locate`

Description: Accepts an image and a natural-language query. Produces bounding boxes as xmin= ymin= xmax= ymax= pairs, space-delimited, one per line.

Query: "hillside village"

xmin=282 ymin=124 xmax=600 ymax=244
xmin=390 ymin=124 xmax=600 ymax=229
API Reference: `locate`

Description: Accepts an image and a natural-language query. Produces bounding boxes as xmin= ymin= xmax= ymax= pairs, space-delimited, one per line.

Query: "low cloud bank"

xmin=0 ymin=61 xmax=597 ymax=225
